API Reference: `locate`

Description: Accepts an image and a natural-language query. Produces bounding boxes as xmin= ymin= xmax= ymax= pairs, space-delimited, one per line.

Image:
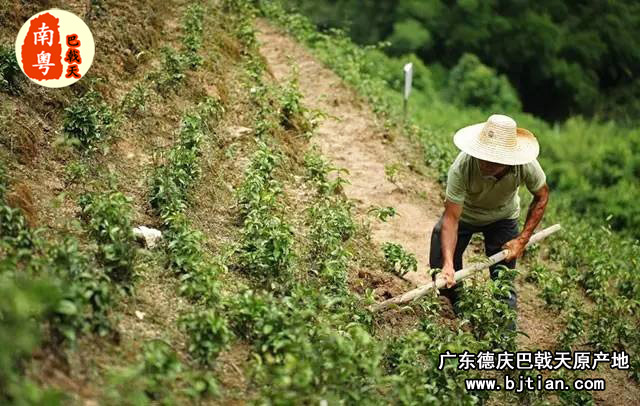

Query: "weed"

xmin=368 ymin=206 xmax=397 ymax=222
xmin=384 ymin=163 xmax=401 ymax=185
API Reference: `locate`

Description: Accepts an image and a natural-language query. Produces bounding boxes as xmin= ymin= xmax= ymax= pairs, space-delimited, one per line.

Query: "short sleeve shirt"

xmin=445 ymin=152 xmax=546 ymax=225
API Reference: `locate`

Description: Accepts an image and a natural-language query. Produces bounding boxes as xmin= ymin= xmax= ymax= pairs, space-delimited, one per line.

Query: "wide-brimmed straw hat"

xmin=453 ymin=114 xmax=539 ymax=165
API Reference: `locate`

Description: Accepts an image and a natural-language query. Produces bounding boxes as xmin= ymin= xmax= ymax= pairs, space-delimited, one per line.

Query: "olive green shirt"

xmin=445 ymin=152 xmax=546 ymax=226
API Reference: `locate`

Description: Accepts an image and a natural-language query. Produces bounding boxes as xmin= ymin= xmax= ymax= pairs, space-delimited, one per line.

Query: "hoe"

xmin=371 ymin=224 xmax=562 ymax=312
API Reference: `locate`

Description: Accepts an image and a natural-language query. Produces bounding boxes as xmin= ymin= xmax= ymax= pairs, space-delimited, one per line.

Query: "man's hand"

xmin=438 ymin=263 xmax=456 ymax=288
xmin=503 ymin=236 xmax=528 ymax=261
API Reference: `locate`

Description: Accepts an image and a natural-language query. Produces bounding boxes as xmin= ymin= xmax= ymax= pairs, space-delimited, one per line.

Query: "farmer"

xmin=431 ymin=114 xmax=549 ymax=320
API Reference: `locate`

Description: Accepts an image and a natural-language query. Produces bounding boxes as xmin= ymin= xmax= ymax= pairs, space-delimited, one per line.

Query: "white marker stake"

xmin=403 ymin=62 xmax=413 ymax=123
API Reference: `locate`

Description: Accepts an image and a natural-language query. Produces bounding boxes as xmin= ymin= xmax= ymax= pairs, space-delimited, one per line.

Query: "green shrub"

xmin=307 ymin=197 xmax=354 ymax=289
xmin=448 ymin=53 xmax=521 ymax=112
xmin=104 ymin=340 xmax=183 ymax=402
xmin=0 ymin=45 xmax=21 ymax=94
xmin=63 ymin=90 xmax=115 ymax=151
xmin=182 ymin=3 xmax=205 ymax=69
xmin=120 ymin=83 xmax=150 ymax=115
xmin=180 ymin=309 xmax=233 ymax=366
xmin=47 ymin=238 xmax=114 ymax=341
xmin=152 ymin=47 xmax=187 ymax=93
xmin=79 ymin=191 xmax=137 ymax=286
xmin=382 ymin=242 xmax=417 ymax=276
xmin=456 ymin=267 xmax=518 ymax=351
xmin=0 ymin=274 xmax=63 ymax=405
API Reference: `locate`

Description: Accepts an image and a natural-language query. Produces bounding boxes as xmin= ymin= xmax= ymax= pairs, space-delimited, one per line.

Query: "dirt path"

xmin=256 ymin=21 xmax=442 ymax=286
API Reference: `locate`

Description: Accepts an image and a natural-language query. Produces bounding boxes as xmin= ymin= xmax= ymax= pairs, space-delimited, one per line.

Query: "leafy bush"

xmin=385 ymin=315 xmax=484 ymax=405
xmin=456 ymin=267 xmax=518 ymax=351
xmin=79 ymin=190 xmax=137 ymax=286
xmin=180 ymin=309 xmax=233 ymax=366
xmin=382 ymin=242 xmax=417 ymax=276
xmin=0 ymin=45 xmax=21 ymax=94
xmin=0 ymin=274 xmax=63 ymax=405
xmin=151 ymin=47 xmax=187 ymax=93
xmin=182 ymin=3 xmax=205 ymax=68
xmin=103 ymin=339 xmax=218 ymax=403
xmin=120 ymin=83 xmax=150 ymax=115
xmin=228 ymin=288 xmax=383 ymax=404
xmin=47 ymin=238 xmax=114 ymax=341
xmin=448 ymin=53 xmax=521 ymax=112
xmin=63 ymin=90 xmax=115 ymax=151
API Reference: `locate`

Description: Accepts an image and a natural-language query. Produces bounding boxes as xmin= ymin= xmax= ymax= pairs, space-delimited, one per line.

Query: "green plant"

xmin=0 ymin=44 xmax=21 ymax=94
xmin=153 ymin=47 xmax=187 ymax=93
xmin=381 ymin=242 xmax=417 ymax=276
xmin=448 ymin=53 xmax=522 ymax=112
xmin=180 ymin=309 xmax=233 ymax=366
xmin=556 ymin=302 xmax=586 ymax=350
xmin=306 ymin=197 xmax=354 ymax=289
xmin=103 ymin=340 xmax=183 ymax=403
xmin=121 ymin=83 xmax=150 ymax=115
xmin=456 ymin=267 xmax=518 ymax=351
xmin=63 ymin=90 xmax=115 ymax=151
xmin=181 ymin=3 xmax=205 ymax=69
xmin=384 ymin=163 xmax=400 ymax=185
xmin=303 ymin=149 xmax=349 ymax=195
xmin=79 ymin=190 xmax=137 ymax=286
xmin=368 ymin=206 xmax=397 ymax=222
xmin=45 ymin=237 xmax=114 ymax=341
xmin=0 ymin=273 xmax=64 ymax=405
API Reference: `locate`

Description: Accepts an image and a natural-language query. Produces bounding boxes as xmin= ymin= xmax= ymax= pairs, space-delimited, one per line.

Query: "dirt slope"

xmin=256 ymin=20 xmax=442 ymax=287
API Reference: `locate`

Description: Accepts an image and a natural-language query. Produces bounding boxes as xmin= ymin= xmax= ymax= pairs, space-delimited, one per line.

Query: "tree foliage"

xmin=284 ymin=0 xmax=640 ymax=122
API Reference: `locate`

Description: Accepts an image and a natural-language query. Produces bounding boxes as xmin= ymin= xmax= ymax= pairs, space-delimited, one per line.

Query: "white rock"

xmin=135 ymin=310 xmax=145 ymax=320
xmin=228 ymin=125 xmax=253 ymax=138
xmin=133 ymin=226 xmax=162 ymax=248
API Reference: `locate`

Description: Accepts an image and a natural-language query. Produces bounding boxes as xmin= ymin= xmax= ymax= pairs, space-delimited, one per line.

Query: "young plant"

xmin=0 ymin=44 xmax=21 ymax=94
xmin=179 ymin=309 xmax=233 ymax=366
xmin=63 ymin=90 xmax=115 ymax=151
xmin=79 ymin=190 xmax=137 ymax=286
xmin=382 ymin=242 xmax=417 ymax=276
xmin=384 ymin=163 xmax=400 ymax=185
xmin=456 ymin=266 xmax=518 ymax=351
xmin=368 ymin=206 xmax=397 ymax=222
xmin=181 ymin=3 xmax=205 ymax=69
xmin=121 ymin=83 xmax=150 ymax=115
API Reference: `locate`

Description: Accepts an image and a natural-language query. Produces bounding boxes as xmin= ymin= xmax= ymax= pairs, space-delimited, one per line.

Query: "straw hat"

xmin=453 ymin=114 xmax=539 ymax=165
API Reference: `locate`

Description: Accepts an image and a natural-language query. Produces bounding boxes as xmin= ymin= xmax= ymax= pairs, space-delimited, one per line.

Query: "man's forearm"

xmin=520 ymin=186 xmax=549 ymax=241
xmin=441 ymin=215 xmax=459 ymax=268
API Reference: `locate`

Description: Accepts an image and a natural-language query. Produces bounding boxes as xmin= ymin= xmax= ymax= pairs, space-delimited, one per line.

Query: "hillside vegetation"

xmin=283 ymin=0 xmax=640 ymax=123
xmin=0 ymin=1 xmax=639 ymax=405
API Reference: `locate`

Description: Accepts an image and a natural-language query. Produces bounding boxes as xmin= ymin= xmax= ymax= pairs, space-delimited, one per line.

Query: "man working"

xmin=431 ymin=114 xmax=549 ymax=316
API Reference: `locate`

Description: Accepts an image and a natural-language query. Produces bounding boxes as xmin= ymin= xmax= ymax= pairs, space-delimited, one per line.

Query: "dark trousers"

xmin=429 ymin=216 xmax=519 ymax=310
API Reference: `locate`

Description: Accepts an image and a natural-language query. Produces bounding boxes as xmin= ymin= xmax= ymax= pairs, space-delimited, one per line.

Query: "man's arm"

xmin=503 ymin=184 xmax=550 ymax=260
xmin=439 ymin=200 xmax=463 ymax=288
